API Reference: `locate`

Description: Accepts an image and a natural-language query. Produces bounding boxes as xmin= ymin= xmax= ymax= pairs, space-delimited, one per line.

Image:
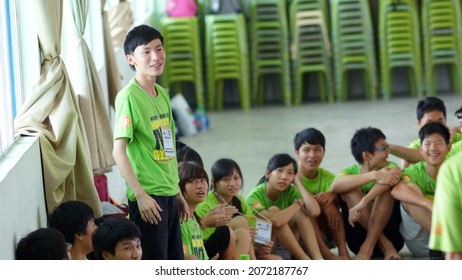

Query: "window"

xmin=0 ymin=0 xmax=21 ymax=156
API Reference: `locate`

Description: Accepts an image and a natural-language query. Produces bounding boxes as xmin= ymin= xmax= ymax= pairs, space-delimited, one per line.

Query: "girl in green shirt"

xmin=178 ymin=161 xmax=222 ymax=260
xmin=246 ymin=153 xmax=323 ymax=260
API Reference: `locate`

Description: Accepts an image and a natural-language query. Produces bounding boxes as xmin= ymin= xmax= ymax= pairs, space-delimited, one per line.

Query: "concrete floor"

xmin=179 ymin=93 xmax=461 ymax=260
xmin=181 ymin=94 xmax=462 ymax=195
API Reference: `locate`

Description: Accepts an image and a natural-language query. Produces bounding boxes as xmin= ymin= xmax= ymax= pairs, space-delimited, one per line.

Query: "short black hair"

xmin=419 ymin=122 xmax=450 ymax=145
xmin=92 ymin=217 xmax=141 ymax=260
xmin=350 ymin=127 xmax=386 ymax=164
xmin=293 ymin=127 xmax=326 ymax=150
xmin=123 ymin=24 xmax=164 ymax=71
xmin=48 ymin=200 xmax=95 ymax=244
xmin=416 ymin=97 xmax=446 ymax=121
xmin=176 ymin=141 xmax=204 ymax=167
xmin=15 ymin=228 xmax=69 ymax=260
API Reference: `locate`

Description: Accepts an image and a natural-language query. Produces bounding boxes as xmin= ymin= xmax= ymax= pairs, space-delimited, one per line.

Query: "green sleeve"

xmin=429 ymin=153 xmax=462 ymax=252
xmin=196 ymin=193 xmax=220 ymax=241
xmin=245 ymin=184 xmax=267 ymax=212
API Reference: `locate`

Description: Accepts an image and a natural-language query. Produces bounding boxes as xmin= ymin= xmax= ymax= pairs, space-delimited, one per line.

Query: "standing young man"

xmin=113 ymin=25 xmax=188 ymax=260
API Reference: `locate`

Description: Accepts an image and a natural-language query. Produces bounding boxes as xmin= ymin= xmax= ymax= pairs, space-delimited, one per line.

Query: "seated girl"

xmin=178 ymin=161 xmax=233 ymax=260
xmin=245 ymin=153 xmax=323 ymax=260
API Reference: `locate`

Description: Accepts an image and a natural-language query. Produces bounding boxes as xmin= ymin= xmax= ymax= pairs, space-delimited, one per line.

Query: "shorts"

xmin=204 ymin=225 xmax=231 ymax=259
xmin=340 ymin=199 xmax=404 ymax=258
xmin=399 ymin=203 xmax=430 ymax=258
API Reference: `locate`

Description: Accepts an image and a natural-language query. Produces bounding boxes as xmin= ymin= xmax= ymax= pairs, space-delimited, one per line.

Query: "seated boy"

xmin=391 ymin=122 xmax=450 ymax=258
xmin=331 ymin=127 xmax=404 ymax=260
xmin=92 ymin=217 xmax=142 ymax=260
xmin=15 ymin=228 xmax=70 ymax=260
xmin=293 ymin=128 xmax=350 ymax=260
xmin=48 ymin=200 xmax=97 ymax=260
xmin=390 ymin=97 xmax=462 ymax=167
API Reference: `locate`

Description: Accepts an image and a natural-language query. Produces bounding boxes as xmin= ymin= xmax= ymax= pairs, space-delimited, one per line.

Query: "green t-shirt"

xmin=245 ymin=182 xmax=302 ymax=213
xmin=300 ymin=167 xmax=335 ymax=194
xmin=180 ymin=216 xmax=208 ymax=260
xmin=429 ymin=151 xmax=462 ymax=252
xmin=335 ymin=161 xmax=398 ymax=193
xmin=114 ymin=79 xmax=179 ymax=201
xmin=409 ymin=132 xmax=462 ymax=160
xmin=402 ymin=161 xmax=436 ymax=200
xmin=196 ymin=192 xmax=252 ymax=240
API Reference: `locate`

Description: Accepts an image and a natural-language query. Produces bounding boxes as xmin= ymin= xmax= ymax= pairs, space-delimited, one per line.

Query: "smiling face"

xmin=266 ymin=163 xmax=296 ymax=193
xmin=296 ymin=142 xmax=325 ymax=176
xmin=419 ymin=133 xmax=450 ymax=167
xmin=214 ymin=168 xmax=242 ymax=201
xmin=126 ymin=38 xmax=165 ymax=79
xmin=185 ymin=178 xmax=208 ymax=206
xmin=103 ymin=238 xmax=142 ymax=260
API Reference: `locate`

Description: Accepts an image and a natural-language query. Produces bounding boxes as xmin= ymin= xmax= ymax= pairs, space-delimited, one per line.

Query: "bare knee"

xmin=230 ymin=215 xmax=250 ymax=230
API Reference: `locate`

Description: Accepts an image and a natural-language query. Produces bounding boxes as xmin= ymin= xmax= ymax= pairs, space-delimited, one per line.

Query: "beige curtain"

xmin=101 ymin=0 xmax=122 ymax=107
xmin=14 ymin=0 xmax=102 ymax=217
xmin=107 ymin=0 xmax=133 ymax=47
xmin=67 ymin=0 xmax=115 ymax=175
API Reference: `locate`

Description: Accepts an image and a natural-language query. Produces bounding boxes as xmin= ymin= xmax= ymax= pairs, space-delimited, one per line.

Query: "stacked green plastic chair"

xmin=160 ymin=16 xmax=205 ymax=108
xmin=422 ymin=0 xmax=462 ymax=96
xmin=379 ymin=0 xmax=423 ymax=99
xmin=249 ymin=0 xmax=292 ymax=106
xmin=289 ymin=0 xmax=334 ymax=104
xmin=205 ymin=14 xmax=250 ymax=111
xmin=330 ymin=0 xmax=377 ymax=101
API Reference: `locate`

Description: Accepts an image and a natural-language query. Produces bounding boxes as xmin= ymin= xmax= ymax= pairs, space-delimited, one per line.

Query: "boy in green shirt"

xmin=112 ymin=25 xmax=188 ymax=260
xmin=332 ymin=127 xmax=404 ymax=260
xmin=391 ymin=122 xmax=450 ymax=258
xmin=293 ymin=128 xmax=350 ymax=260
xmin=390 ymin=97 xmax=462 ymax=167
xmin=429 ymin=150 xmax=462 ymax=260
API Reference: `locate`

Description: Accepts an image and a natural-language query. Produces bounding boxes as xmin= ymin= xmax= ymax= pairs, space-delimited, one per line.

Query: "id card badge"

xmin=254 ymin=219 xmax=272 ymax=245
xmin=161 ymin=126 xmax=175 ymax=157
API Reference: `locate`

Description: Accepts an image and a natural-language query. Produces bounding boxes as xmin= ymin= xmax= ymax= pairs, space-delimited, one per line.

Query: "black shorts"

xmin=340 ymin=199 xmax=404 ymax=258
xmin=204 ymin=226 xmax=231 ymax=259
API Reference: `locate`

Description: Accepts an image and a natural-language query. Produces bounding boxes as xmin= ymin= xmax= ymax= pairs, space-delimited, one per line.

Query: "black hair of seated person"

xmin=16 ymin=228 xmax=69 ymax=260
xmin=456 ymin=105 xmax=462 ymax=116
xmin=176 ymin=141 xmax=204 ymax=167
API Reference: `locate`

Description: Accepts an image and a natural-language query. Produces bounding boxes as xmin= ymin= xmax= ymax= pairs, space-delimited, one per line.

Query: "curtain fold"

xmin=14 ymin=0 xmax=102 ymax=217
xmin=107 ymin=0 xmax=133 ymax=47
xmin=101 ymin=0 xmax=122 ymax=107
xmin=67 ymin=0 xmax=115 ymax=175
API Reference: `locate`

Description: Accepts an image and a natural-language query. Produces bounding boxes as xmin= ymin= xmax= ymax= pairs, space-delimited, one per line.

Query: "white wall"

xmin=0 ymin=136 xmax=47 ymax=260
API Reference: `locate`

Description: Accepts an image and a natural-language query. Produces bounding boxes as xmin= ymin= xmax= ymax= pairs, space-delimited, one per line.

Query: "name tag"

xmin=254 ymin=219 xmax=272 ymax=245
xmin=161 ymin=126 xmax=175 ymax=157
